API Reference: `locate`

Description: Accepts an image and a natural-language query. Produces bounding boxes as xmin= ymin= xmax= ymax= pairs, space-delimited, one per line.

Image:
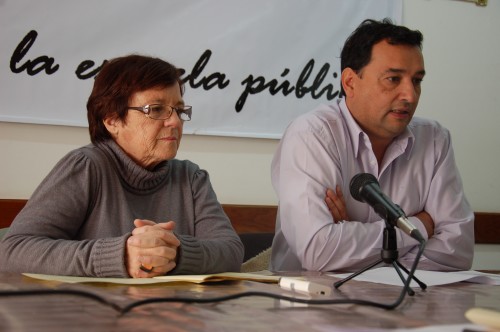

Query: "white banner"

xmin=0 ymin=0 xmax=401 ymax=139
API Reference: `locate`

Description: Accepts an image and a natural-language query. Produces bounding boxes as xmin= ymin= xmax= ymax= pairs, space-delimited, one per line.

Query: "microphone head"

xmin=349 ymin=173 xmax=379 ymax=202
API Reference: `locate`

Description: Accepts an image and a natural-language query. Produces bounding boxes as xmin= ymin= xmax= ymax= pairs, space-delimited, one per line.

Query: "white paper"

xmin=329 ymin=268 xmax=500 ymax=287
xmin=22 ymin=272 xmax=281 ymax=285
xmin=312 ymin=323 xmax=487 ymax=332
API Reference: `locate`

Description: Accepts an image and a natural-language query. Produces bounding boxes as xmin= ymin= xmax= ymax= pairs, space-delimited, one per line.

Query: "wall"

xmin=1 ymin=0 xmax=498 ymax=269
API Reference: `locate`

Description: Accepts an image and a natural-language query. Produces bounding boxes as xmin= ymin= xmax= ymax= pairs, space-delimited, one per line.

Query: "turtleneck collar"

xmin=96 ymin=139 xmax=170 ymax=195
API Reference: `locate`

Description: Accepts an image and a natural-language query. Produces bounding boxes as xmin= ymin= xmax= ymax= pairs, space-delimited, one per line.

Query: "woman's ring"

xmin=140 ymin=264 xmax=154 ymax=273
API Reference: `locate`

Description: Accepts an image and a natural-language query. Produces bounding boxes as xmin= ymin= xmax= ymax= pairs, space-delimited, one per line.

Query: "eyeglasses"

xmin=128 ymin=104 xmax=192 ymax=121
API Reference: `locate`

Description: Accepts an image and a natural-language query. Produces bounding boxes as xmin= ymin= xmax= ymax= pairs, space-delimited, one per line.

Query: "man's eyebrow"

xmin=385 ymin=68 xmax=426 ymax=76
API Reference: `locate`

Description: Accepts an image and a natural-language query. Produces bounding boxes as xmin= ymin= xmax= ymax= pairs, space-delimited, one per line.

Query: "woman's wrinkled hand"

xmin=126 ymin=219 xmax=180 ymax=278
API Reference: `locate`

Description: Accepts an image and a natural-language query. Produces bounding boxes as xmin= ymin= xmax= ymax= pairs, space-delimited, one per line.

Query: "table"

xmin=0 ymin=272 xmax=498 ymax=331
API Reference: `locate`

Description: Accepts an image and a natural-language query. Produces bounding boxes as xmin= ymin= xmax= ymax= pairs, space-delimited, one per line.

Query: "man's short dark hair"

xmin=339 ymin=18 xmax=423 ymax=97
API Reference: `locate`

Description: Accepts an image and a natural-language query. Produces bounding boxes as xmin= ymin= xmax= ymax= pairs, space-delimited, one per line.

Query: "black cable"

xmin=119 ymin=290 xmax=397 ymax=314
xmin=0 ymin=288 xmax=122 ymax=313
xmin=0 ymin=241 xmax=426 ymax=315
xmin=120 ymin=240 xmax=427 ymax=314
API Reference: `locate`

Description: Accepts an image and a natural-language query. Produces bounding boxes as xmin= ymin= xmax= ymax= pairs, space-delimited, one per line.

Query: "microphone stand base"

xmin=333 ymin=226 xmax=427 ymax=295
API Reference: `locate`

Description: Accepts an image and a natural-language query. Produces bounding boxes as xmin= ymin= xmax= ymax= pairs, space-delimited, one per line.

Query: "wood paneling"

xmin=0 ymin=199 xmax=26 ymax=228
xmin=473 ymin=212 xmax=500 ymax=244
xmin=1 ymin=199 xmax=498 ymax=244
xmin=222 ymin=204 xmax=277 ymax=233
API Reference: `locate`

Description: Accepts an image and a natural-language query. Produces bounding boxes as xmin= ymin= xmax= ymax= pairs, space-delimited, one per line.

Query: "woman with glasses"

xmin=0 ymin=55 xmax=244 ymax=278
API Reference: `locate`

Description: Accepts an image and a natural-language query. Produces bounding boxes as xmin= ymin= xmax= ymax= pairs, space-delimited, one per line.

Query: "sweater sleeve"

xmin=0 ymin=150 xmax=129 ymax=277
xmin=170 ymin=168 xmax=244 ymax=275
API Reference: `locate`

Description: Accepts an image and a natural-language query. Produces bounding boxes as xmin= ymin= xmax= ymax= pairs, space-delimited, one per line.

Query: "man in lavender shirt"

xmin=270 ymin=19 xmax=474 ymax=272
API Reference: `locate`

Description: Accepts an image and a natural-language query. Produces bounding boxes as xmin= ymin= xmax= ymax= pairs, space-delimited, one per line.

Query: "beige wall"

xmin=1 ymin=0 xmax=499 ymax=268
xmin=0 ymin=122 xmax=279 ymax=205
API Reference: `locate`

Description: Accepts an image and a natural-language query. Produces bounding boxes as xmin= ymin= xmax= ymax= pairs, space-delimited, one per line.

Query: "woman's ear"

xmin=103 ymin=116 xmax=120 ymax=137
xmin=341 ymin=67 xmax=357 ymax=98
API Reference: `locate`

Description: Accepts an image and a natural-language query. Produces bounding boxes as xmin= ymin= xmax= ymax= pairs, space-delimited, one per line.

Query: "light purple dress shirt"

xmin=270 ymin=98 xmax=474 ymax=272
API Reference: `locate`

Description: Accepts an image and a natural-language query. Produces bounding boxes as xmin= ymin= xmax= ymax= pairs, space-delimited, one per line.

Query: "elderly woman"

xmin=0 ymin=55 xmax=244 ymax=278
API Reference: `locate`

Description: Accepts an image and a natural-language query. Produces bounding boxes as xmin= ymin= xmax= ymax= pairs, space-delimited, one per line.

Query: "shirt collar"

xmin=338 ymin=97 xmax=415 ymax=160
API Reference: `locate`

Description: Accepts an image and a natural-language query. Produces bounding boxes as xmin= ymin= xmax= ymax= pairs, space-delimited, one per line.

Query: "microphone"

xmin=349 ymin=173 xmax=425 ymax=243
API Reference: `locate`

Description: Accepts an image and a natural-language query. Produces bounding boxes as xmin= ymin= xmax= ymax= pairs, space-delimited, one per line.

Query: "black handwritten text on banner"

xmin=0 ymin=0 xmax=402 ymax=139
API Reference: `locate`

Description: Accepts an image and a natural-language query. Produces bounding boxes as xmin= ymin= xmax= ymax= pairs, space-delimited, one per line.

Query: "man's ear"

xmin=341 ymin=68 xmax=357 ymax=98
xmin=103 ymin=116 xmax=120 ymax=137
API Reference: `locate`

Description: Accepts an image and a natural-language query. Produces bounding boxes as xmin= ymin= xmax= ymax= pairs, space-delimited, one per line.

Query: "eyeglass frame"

xmin=128 ymin=104 xmax=192 ymax=121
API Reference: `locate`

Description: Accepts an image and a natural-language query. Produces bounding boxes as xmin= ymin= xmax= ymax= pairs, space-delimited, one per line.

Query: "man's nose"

xmin=399 ymin=80 xmax=420 ymax=103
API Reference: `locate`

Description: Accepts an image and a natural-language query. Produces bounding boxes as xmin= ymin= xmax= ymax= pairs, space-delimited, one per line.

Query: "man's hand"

xmin=126 ymin=219 xmax=180 ymax=278
xmin=326 ymin=185 xmax=435 ymax=239
xmin=413 ymin=211 xmax=435 ymax=238
xmin=325 ymin=185 xmax=350 ymax=223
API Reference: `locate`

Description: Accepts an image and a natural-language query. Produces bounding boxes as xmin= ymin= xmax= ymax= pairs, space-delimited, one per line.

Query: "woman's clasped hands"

xmin=126 ymin=219 xmax=180 ymax=278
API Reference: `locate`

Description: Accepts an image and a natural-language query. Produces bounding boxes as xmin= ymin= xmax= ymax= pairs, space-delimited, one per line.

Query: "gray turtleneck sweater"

xmin=0 ymin=140 xmax=244 ymax=277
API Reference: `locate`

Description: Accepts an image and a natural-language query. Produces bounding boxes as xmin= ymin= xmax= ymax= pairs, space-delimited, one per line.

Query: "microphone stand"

xmin=334 ymin=222 xmax=427 ymax=296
